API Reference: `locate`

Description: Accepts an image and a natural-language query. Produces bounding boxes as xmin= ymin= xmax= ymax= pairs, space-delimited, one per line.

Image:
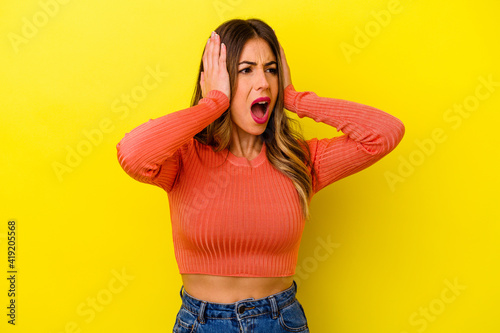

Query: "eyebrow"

xmin=238 ymin=61 xmax=277 ymax=66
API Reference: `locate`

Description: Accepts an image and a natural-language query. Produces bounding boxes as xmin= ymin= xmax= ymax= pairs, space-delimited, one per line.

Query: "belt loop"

xmin=268 ymin=295 xmax=279 ymax=319
xmin=198 ymin=301 xmax=207 ymax=324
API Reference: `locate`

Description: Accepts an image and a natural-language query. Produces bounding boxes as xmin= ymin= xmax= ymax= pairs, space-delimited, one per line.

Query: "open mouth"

xmin=250 ymin=101 xmax=269 ymax=118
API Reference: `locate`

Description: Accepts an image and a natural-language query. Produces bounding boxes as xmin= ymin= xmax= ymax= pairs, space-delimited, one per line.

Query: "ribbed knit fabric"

xmin=116 ymin=84 xmax=405 ymax=277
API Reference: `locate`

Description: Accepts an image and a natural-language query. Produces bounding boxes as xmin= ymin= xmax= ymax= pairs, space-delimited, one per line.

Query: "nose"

xmin=254 ymin=68 xmax=270 ymax=91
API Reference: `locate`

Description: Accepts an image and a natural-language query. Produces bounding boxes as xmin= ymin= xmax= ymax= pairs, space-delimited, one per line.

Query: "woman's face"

xmin=230 ymin=38 xmax=279 ymax=136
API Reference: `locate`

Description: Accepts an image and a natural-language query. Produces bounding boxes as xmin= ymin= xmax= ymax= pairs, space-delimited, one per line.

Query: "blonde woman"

xmin=116 ymin=18 xmax=405 ymax=333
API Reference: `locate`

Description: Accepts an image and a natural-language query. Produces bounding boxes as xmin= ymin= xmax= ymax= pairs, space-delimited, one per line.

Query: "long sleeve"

xmin=116 ymin=89 xmax=230 ymax=191
xmin=284 ymin=84 xmax=405 ymax=194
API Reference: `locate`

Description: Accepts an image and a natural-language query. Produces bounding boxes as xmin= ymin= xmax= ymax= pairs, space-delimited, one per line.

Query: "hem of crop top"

xmin=178 ymin=270 xmax=295 ymax=278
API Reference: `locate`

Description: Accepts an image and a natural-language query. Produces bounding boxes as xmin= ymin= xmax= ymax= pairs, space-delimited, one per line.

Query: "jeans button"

xmin=238 ymin=305 xmax=246 ymax=314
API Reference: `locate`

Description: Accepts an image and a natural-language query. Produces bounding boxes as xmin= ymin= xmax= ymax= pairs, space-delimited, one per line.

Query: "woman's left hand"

xmin=275 ymin=31 xmax=292 ymax=89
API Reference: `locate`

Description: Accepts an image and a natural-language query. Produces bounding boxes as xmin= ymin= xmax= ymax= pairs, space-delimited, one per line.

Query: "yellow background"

xmin=1 ymin=0 xmax=499 ymax=332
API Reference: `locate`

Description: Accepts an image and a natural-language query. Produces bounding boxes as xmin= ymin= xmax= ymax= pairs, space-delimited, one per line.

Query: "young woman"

xmin=116 ymin=18 xmax=405 ymax=333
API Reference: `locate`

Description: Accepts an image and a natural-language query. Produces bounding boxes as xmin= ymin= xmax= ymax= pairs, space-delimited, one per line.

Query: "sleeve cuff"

xmin=200 ymin=89 xmax=230 ymax=110
xmin=284 ymin=84 xmax=298 ymax=112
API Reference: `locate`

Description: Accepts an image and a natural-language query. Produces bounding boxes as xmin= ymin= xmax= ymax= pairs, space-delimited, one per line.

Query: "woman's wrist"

xmin=284 ymin=84 xmax=298 ymax=112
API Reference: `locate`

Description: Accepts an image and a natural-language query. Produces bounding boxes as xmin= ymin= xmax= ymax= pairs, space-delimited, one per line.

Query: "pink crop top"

xmin=116 ymin=84 xmax=405 ymax=277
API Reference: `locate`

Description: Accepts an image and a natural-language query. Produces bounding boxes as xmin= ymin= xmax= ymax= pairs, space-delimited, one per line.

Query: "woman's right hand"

xmin=200 ymin=31 xmax=231 ymax=100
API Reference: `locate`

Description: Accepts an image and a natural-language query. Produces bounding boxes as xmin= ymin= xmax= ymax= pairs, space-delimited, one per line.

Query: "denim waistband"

xmin=179 ymin=280 xmax=298 ymax=322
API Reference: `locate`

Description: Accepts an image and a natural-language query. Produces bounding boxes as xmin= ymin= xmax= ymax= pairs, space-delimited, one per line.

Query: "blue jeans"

xmin=173 ymin=280 xmax=310 ymax=332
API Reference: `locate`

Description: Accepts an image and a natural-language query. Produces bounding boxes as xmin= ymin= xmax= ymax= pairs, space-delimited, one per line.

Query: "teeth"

xmin=257 ymin=101 xmax=267 ymax=104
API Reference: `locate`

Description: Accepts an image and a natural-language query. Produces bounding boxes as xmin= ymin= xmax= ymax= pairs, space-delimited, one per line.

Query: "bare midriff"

xmin=180 ymin=274 xmax=295 ymax=303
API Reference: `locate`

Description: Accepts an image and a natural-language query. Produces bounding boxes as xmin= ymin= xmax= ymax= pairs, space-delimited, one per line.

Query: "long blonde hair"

xmin=190 ymin=18 xmax=316 ymax=222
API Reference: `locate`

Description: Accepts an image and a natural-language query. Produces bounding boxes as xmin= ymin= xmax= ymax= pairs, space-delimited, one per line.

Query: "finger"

xmin=219 ymin=42 xmax=226 ymax=67
xmin=210 ymin=32 xmax=220 ymax=71
xmin=279 ymin=42 xmax=286 ymax=64
xmin=202 ymin=37 xmax=209 ymax=74
xmin=214 ymin=32 xmax=221 ymax=67
xmin=207 ymin=33 xmax=214 ymax=71
xmin=200 ymin=71 xmax=204 ymax=95
xmin=207 ymin=32 xmax=216 ymax=72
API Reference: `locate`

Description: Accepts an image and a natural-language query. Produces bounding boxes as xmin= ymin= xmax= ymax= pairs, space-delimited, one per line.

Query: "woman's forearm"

xmin=284 ymin=84 xmax=405 ymax=156
xmin=116 ymin=89 xmax=229 ymax=185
